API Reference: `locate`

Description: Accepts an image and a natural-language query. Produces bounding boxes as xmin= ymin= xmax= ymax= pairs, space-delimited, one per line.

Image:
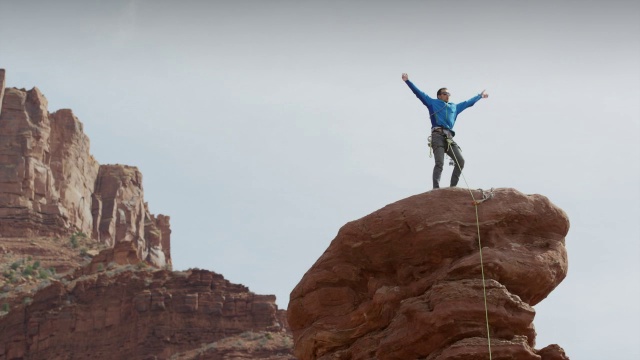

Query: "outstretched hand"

xmin=480 ymin=89 xmax=489 ymax=98
xmin=402 ymin=73 xmax=408 ymax=81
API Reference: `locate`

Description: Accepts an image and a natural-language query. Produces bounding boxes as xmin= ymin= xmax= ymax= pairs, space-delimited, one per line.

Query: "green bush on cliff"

xmin=1 ymin=303 xmax=8 ymax=312
xmin=22 ymin=265 xmax=34 ymax=276
xmin=38 ymin=268 xmax=50 ymax=279
xmin=70 ymin=231 xmax=87 ymax=248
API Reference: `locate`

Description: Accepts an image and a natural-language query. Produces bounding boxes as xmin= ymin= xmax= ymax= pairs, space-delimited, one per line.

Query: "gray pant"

xmin=431 ymin=132 xmax=465 ymax=189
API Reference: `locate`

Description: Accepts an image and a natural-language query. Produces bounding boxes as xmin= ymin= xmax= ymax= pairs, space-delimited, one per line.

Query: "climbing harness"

xmin=427 ymin=128 xmax=457 ymax=167
xmin=427 ymin=135 xmax=453 ymax=162
xmin=448 ymin=148 xmax=494 ymax=360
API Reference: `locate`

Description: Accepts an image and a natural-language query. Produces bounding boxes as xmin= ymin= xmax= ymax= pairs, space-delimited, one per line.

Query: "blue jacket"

xmin=405 ymin=80 xmax=482 ymax=136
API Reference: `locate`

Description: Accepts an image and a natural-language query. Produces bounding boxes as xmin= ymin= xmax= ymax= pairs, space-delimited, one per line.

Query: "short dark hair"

xmin=437 ymin=88 xmax=448 ymax=96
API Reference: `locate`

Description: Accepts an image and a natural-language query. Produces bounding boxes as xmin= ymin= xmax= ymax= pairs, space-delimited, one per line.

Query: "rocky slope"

xmin=0 ymin=242 xmax=294 ymax=360
xmin=288 ymin=188 xmax=570 ymax=360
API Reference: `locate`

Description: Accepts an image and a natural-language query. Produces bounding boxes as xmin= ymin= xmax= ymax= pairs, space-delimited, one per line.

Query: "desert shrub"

xmin=70 ymin=231 xmax=87 ymax=248
xmin=22 ymin=266 xmax=34 ymax=276
xmin=1 ymin=303 xmax=8 ymax=312
xmin=38 ymin=269 xmax=50 ymax=279
xmin=32 ymin=261 xmax=40 ymax=269
xmin=23 ymin=297 xmax=32 ymax=305
xmin=80 ymin=248 xmax=88 ymax=256
xmin=10 ymin=262 xmax=20 ymax=270
xmin=97 ymin=264 xmax=104 ymax=272
xmin=70 ymin=235 xmax=79 ymax=248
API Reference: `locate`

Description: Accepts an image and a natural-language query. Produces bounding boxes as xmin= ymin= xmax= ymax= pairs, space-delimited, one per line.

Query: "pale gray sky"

xmin=1 ymin=1 xmax=638 ymax=358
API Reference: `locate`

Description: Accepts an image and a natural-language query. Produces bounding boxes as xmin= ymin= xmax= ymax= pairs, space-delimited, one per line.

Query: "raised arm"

xmin=402 ymin=73 xmax=433 ymax=107
xmin=456 ymin=90 xmax=488 ymax=113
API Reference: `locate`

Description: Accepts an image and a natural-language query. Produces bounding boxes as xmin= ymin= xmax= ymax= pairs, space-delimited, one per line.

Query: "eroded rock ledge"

xmin=0 ymin=243 xmax=292 ymax=360
xmin=288 ymin=188 xmax=570 ymax=360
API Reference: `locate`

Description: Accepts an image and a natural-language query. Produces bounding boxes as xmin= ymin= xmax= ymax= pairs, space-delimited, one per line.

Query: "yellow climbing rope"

xmin=446 ymin=138 xmax=493 ymax=360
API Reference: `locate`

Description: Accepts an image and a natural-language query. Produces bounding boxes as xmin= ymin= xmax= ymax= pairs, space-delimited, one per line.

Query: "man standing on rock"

xmin=402 ymin=73 xmax=488 ymax=189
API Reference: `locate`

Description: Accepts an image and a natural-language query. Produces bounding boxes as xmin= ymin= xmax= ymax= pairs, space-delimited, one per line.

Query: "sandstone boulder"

xmin=288 ymin=188 xmax=570 ymax=360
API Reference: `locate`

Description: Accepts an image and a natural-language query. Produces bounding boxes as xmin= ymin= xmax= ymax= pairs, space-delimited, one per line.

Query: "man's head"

xmin=437 ymin=88 xmax=450 ymax=102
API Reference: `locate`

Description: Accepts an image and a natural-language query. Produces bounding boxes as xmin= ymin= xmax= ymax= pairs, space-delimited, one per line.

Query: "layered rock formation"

xmin=288 ymin=188 xmax=570 ymax=360
xmin=0 ymin=68 xmax=294 ymax=359
xmin=0 ymin=69 xmax=170 ymax=268
xmin=0 ymin=244 xmax=294 ymax=360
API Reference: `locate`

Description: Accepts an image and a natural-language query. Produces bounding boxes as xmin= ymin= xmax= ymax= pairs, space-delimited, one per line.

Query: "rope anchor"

xmin=472 ymin=188 xmax=495 ymax=206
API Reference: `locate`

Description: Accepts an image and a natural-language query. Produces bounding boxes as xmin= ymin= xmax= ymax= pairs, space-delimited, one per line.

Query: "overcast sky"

xmin=1 ymin=1 xmax=638 ymax=358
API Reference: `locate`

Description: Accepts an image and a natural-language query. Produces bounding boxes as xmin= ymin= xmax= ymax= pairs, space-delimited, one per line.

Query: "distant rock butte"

xmin=0 ymin=68 xmax=169 ymax=268
xmin=288 ymin=187 xmax=570 ymax=360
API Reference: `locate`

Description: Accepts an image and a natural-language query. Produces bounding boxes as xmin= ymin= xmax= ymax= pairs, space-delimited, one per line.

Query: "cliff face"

xmin=288 ymin=188 xmax=570 ymax=360
xmin=0 ymin=69 xmax=295 ymax=360
xmin=0 ymin=68 xmax=169 ymax=268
